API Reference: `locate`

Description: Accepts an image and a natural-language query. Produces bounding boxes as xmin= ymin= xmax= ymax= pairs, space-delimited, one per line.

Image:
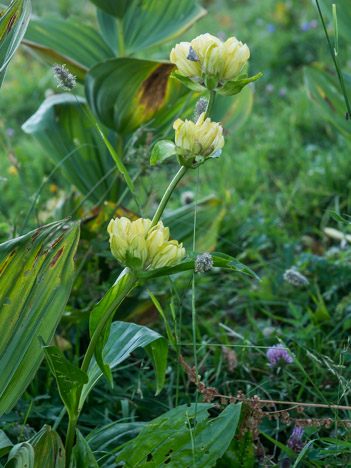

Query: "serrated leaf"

xmin=215 ymin=73 xmax=262 ymax=96
xmin=80 ymin=321 xmax=167 ymax=407
xmin=0 ymin=0 xmax=31 ymax=89
xmin=115 ymin=403 xmax=241 ymax=467
xmin=0 ymin=220 xmax=80 ymax=417
xmin=40 ymin=343 xmax=88 ymax=417
xmin=72 ymin=430 xmax=98 ymax=468
xmin=150 ymin=140 xmax=176 ymax=165
xmin=30 ymin=425 xmax=65 ymax=468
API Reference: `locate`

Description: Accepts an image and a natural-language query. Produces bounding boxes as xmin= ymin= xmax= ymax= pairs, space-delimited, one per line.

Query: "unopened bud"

xmin=53 ymin=64 xmax=76 ymax=91
xmin=194 ymin=97 xmax=208 ymax=122
xmin=283 ymin=269 xmax=309 ymax=286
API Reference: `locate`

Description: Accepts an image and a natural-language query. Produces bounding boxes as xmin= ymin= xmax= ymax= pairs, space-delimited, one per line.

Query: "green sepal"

xmin=150 ymin=140 xmax=177 ymax=165
xmin=170 ymin=71 xmax=206 ymax=92
xmin=203 ymin=71 xmax=219 ymax=91
xmin=125 ymin=251 xmax=143 ymax=271
xmin=215 ymin=72 xmax=262 ymax=96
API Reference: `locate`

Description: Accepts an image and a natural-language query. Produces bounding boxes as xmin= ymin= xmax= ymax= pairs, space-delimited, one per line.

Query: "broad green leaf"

xmin=4 ymin=443 xmax=34 ymax=468
xmin=215 ymin=73 xmax=262 ymax=97
xmin=80 ymin=321 xmax=168 ymax=407
xmin=115 ymin=403 xmax=241 ymax=467
xmin=22 ymin=94 xmax=119 ymax=204
xmin=138 ymin=251 xmax=260 ymax=281
xmin=91 ymin=0 xmax=206 ymax=55
xmin=304 ymin=65 xmax=351 ymax=140
xmin=150 ymin=140 xmax=176 ymax=165
xmin=0 ymin=0 xmax=31 ymax=88
xmin=215 ymin=426 xmax=254 ymax=467
xmin=86 ymin=57 xmax=178 ymax=134
xmin=30 ymin=425 xmax=65 ymax=468
xmin=41 ymin=343 xmax=88 ymax=417
xmin=23 ymin=16 xmax=113 ymax=82
xmin=89 ymin=269 xmax=138 ymax=387
xmin=0 ymin=220 xmax=80 ymax=416
xmin=0 ymin=430 xmax=13 ymax=458
xmin=87 ymin=421 xmax=144 ymax=463
xmin=319 ymin=0 xmax=351 ymax=42
xmin=72 ymin=430 xmax=98 ymax=468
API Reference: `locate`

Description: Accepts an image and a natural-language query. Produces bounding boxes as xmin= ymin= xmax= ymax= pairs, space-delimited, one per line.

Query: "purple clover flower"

xmin=266 ymin=344 xmax=294 ymax=367
xmin=287 ymin=426 xmax=305 ymax=453
xmin=267 ymin=24 xmax=276 ymax=33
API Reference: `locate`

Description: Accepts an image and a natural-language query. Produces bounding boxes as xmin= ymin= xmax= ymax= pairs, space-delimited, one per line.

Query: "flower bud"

xmin=170 ymin=33 xmax=250 ymax=86
xmin=173 ymin=113 xmax=224 ymax=162
xmin=108 ymin=217 xmax=185 ymax=271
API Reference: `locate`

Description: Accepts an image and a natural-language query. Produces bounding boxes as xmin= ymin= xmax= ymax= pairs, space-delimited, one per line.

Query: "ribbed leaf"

xmin=72 ymin=430 xmax=98 ymax=468
xmin=80 ymin=321 xmax=168 ymax=407
xmin=23 ymin=16 xmax=113 ymax=81
xmin=41 ymin=344 xmax=88 ymax=418
xmin=0 ymin=220 xmax=80 ymax=416
xmin=0 ymin=0 xmax=31 ymax=88
xmin=4 ymin=442 xmax=34 ymax=468
xmin=22 ymin=94 xmax=119 ymax=204
xmin=91 ymin=0 xmax=206 ymax=55
xmin=30 ymin=425 xmax=65 ymax=468
xmin=115 ymin=403 xmax=241 ymax=467
xmin=0 ymin=430 xmax=13 ymax=458
xmin=304 ymin=65 xmax=351 ymax=140
xmin=86 ymin=57 xmax=179 ymax=134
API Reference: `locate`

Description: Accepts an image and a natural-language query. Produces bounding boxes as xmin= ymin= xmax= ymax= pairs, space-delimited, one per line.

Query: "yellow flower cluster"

xmin=107 ymin=217 xmax=185 ymax=270
xmin=173 ymin=112 xmax=224 ymax=159
xmin=170 ymin=33 xmax=250 ymax=83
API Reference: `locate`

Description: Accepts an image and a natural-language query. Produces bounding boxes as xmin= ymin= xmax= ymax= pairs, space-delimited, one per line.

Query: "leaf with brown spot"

xmin=86 ymin=58 xmax=187 ymax=135
xmin=0 ymin=220 xmax=80 ymax=417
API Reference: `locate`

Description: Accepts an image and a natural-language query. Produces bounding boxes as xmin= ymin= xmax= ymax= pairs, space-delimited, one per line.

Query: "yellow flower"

xmin=170 ymin=33 xmax=250 ymax=83
xmin=107 ymin=217 xmax=185 ymax=271
xmin=7 ymin=165 xmax=18 ymax=176
xmin=173 ymin=112 xmax=224 ymax=160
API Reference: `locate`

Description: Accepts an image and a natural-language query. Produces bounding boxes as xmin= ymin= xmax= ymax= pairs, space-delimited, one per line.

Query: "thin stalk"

xmin=205 ymin=90 xmax=216 ymax=119
xmin=117 ymin=17 xmax=125 ymax=57
xmin=150 ymin=165 xmax=188 ymax=227
xmin=315 ymin=0 xmax=351 ymax=118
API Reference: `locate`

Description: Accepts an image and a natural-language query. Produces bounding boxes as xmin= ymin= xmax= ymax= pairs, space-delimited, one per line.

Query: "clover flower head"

xmin=170 ymin=33 xmax=250 ymax=84
xmin=266 ymin=344 xmax=294 ymax=367
xmin=107 ymin=217 xmax=185 ymax=271
xmin=287 ymin=426 xmax=305 ymax=453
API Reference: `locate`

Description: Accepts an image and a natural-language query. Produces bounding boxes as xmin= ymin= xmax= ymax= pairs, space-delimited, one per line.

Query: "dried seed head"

xmin=195 ymin=252 xmax=213 ymax=273
xmin=53 ymin=64 xmax=76 ymax=91
xmin=283 ymin=268 xmax=309 ymax=286
xmin=194 ymin=97 xmax=209 ymax=122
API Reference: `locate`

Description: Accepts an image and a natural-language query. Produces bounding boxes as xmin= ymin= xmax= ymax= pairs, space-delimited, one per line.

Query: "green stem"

xmin=117 ymin=17 xmax=125 ymax=57
xmin=150 ymin=165 xmax=188 ymax=227
xmin=65 ymin=415 xmax=77 ymax=468
xmin=205 ymin=90 xmax=216 ymax=119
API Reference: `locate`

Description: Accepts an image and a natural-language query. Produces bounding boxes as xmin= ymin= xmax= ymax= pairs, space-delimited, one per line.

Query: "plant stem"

xmin=65 ymin=415 xmax=77 ymax=468
xmin=117 ymin=17 xmax=125 ymax=57
xmin=150 ymin=165 xmax=188 ymax=227
xmin=205 ymin=90 xmax=216 ymax=119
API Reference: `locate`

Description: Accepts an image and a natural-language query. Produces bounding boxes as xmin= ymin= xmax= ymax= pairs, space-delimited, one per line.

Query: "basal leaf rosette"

xmin=107 ymin=217 xmax=185 ymax=271
xmin=170 ymin=33 xmax=262 ymax=95
xmin=150 ymin=112 xmax=224 ymax=167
